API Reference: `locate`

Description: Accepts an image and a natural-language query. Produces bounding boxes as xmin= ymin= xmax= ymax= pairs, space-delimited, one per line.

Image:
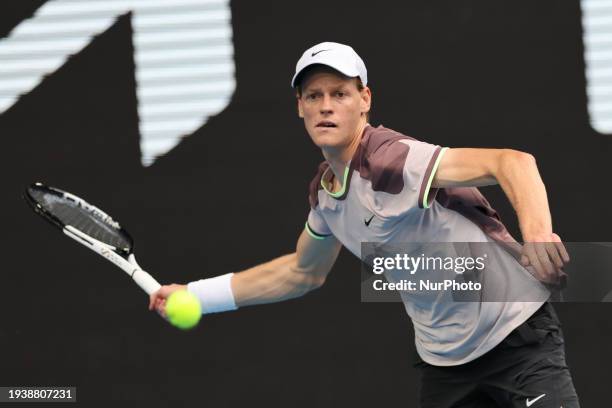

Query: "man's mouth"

xmin=316 ymin=121 xmax=337 ymax=128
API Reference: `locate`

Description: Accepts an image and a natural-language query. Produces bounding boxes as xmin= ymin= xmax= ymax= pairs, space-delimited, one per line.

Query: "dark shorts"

xmin=415 ymin=302 xmax=580 ymax=408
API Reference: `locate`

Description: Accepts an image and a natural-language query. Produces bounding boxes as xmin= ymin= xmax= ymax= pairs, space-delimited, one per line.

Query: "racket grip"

xmin=132 ymin=269 xmax=162 ymax=295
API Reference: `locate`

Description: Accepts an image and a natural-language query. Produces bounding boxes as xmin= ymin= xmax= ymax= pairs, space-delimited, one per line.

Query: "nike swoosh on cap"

xmin=311 ymin=49 xmax=330 ymax=57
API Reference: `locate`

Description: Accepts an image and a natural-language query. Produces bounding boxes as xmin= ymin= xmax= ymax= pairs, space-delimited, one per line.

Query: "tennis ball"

xmin=165 ymin=290 xmax=202 ymax=330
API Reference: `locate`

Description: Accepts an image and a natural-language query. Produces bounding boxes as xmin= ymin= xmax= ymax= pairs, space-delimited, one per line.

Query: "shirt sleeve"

xmin=398 ymin=139 xmax=449 ymax=209
xmin=305 ymin=207 xmax=333 ymax=240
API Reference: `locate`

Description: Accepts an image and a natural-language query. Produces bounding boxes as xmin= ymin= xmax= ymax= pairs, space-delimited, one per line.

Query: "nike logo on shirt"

xmin=364 ymin=214 xmax=375 ymax=226
xmin=526 ymin=394 xmax=546 ymax=407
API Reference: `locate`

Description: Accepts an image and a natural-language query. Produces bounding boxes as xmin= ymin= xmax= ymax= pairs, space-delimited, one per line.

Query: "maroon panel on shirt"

xmin=353 ymin=126 xmax=411 ymax=194
xmin=435 ymin=187 xmax=520 ymax=253
xmin=308 ymin=125 xmax=415 ymax=207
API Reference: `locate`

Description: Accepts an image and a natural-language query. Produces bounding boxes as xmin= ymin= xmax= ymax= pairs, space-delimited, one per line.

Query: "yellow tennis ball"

xmin=166 ymin=290 xmax=202 ymax=330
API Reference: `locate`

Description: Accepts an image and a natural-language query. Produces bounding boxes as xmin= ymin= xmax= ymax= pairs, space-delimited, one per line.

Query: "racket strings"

xmin=29 ymin=188 xmax=132 ymax=250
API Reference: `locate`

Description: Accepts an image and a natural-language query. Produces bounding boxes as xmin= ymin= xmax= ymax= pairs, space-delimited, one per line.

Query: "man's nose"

xmin=320 ymin=94 xmax=333 ymax=114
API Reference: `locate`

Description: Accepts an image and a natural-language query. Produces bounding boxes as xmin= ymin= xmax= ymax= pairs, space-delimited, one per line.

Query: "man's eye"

xmin=307 ymin=93 xmax=318 ymax=100
xmin=336 ymin=91 xmax=345 ymax=98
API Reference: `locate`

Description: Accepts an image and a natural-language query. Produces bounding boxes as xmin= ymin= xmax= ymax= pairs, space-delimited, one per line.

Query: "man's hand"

xmin=148 ymin=283 xmax=187 ymax=317
xmin=520 ymin=233 xmax=570 ymax=285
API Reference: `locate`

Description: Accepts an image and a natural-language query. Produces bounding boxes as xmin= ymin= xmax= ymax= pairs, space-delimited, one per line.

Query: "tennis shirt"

xmin=305 ymin=124 xmax=551 ymax=366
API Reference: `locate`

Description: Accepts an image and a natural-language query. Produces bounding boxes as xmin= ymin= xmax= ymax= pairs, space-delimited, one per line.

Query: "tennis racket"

xmin=24 ymin=182 xmax=161 ymax=295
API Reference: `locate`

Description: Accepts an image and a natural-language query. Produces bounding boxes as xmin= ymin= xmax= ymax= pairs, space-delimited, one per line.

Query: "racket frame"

xmin=24 ymin=183 xmax=161 ymax=295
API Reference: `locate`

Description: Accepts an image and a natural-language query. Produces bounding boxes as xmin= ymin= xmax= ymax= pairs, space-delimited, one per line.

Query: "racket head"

xmin=24 ymin=183 xmax=134 ymax=255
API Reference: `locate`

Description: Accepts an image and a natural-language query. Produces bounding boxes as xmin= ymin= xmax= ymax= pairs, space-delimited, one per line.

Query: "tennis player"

xmin=150 ymin=42 xmax=580 ymax=407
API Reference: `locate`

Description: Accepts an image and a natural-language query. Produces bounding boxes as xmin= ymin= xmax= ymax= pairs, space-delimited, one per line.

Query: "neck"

xmin=322 ymin=119 xmax=368 ymax=181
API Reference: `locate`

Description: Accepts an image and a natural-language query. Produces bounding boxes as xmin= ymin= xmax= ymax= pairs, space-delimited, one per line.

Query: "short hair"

xmin=294 ymin=64 xmax=370 ymax=120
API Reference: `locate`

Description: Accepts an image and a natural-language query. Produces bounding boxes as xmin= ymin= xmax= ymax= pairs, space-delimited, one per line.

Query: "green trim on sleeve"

xmin=321 ymin=166 xmax=350 ymax=197
xmin=305 ymin=221 xmax=328 ymax=240
xmin=422 ymin=147 xmax=449 ymax=209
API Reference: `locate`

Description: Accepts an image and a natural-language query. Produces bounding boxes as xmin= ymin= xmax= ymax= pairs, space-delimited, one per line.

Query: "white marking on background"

xmin=582 ymin=0 xmax=612 ymax=133
xmin=0 ymin=0 xmax=235 ymax=166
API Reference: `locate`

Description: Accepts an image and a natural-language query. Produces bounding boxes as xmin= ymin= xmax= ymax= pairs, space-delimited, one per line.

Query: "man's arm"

xmin=432 ymin=148 xmax=569 ymax=282
xmin=433 ymin=148 xmax=550 ymax=239
xmin=149 ymin=229 xmax=342 ymax=314
xmin=231 ymin=229 xmax=342 ymax=306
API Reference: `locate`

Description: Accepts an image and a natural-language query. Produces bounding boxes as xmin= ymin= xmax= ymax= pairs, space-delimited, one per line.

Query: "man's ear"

xmin=297 ymin=96 xmax=304 ymax=118
xmin=360 ymin=86 xmax=372 ymax=115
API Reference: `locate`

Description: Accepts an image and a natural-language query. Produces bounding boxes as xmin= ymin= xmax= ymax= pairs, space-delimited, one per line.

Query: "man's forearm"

xmin=495 ymin=151 xmax=553 ymax=240
xmin=231 ymin=253 xmax=323 ymax=307
xmin=183 ymin=230 xmax=337 ymax=314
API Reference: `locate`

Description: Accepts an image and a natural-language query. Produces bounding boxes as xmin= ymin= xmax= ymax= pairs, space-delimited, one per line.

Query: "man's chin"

xmin=309 ymin=129 xmax=345 ymax=145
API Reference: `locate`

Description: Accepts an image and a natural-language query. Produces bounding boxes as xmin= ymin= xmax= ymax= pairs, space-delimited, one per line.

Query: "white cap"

xmin=291 ymin=42 xmax=368 ymax=88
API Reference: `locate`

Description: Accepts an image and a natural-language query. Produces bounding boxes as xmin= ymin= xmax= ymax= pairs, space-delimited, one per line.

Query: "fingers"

xmin=148 ymin=284 xmax=188 ymax=315
xmin=520 ymin=254 xmax=530 ymax=267
xmin=148 ymin=292 xmax=158 ymax=311
xmin=554 ymin=240 xmax=570 ymax=263
xmin=539 ymin=247 xmax=559 ymax=283
xmin=155 ymin=298 xmax=167 ymax=318
xmin=521 ymin=238 xmax=571 ymax=285
xmin=148 ymin=285 xmax=171 ymax=312
xmin=524 ymin=244 xmax=546 ymax=281
xmin=550 ymin=233 xmax=570 ymax=264
xmin=148 ymin=294 xmax=166 ymax=317
xmin=545 ymin=242 xmax=564 ymax=270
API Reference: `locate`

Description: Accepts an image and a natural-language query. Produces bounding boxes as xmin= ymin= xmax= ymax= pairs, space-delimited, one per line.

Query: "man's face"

xmin=297 ymin=69 xmax=371 ymax=150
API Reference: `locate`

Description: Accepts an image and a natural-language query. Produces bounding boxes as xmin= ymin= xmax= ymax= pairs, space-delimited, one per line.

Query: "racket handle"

xmin=132 ymin=269 xmax=161 ymax=295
